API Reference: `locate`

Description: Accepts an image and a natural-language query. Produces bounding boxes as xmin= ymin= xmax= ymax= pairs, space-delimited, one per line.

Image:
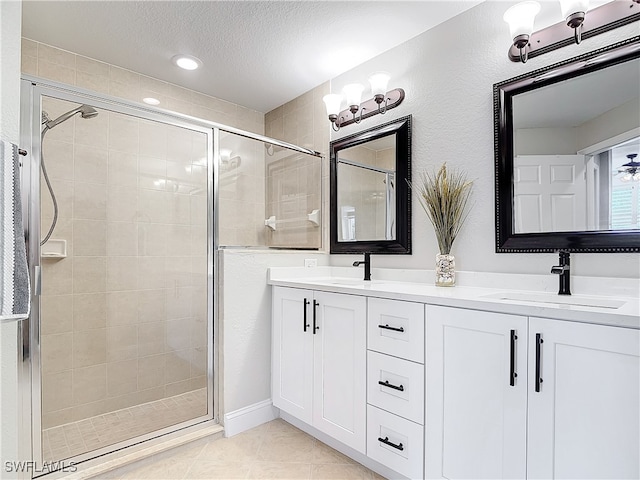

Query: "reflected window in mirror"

xmin=494 ymin=39 xmax=640 ymax=252
xmin=330 ymin=116 xmax=411 ymax=254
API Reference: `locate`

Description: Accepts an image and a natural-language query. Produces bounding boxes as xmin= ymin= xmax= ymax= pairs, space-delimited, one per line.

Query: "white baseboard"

xmin=223 ymin=400 xmax=279 ymax=437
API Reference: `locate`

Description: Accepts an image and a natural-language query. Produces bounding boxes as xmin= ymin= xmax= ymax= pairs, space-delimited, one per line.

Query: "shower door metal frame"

xmin=19 ymin=76 xmax=220 ymax=474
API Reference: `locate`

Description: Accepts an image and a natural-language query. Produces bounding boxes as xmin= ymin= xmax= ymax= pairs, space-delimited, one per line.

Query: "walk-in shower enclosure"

xmin=18 ymin=76 xmax=321 ymax=473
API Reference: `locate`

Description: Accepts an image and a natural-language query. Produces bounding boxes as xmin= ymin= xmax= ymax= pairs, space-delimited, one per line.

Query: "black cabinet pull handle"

xmin=535 ymin=333 xmax=544 ymax=393
xmin=378 ymin=380 xmax=404 ymax=392
xmin=510 ymin=329 xmax=518 ymax=386
xmin=378 ymin=324 xmax=404 ymax=333
xmin=303 ymin=298 xmax=310 ymax=332
xmin=313 ymin=300 xmax=319 ymax=334
xmin=378 ymin=436 xmax=404 ymax=451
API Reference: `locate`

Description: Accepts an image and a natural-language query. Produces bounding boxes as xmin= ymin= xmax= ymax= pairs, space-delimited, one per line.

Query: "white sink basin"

xmin=483 ymin=292 xmax=626 ymax=309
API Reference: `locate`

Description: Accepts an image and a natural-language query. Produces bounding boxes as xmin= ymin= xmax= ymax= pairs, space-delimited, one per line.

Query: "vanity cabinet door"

xmin=527 ymin=318 xmax=640 ymax=480
xmin=272 ymin=287 xmax=314 ymax=424
xmin=425 ymin=305 xmax=528 ymax=480
xmin=312 ymin=291 xmax=367 ymax=454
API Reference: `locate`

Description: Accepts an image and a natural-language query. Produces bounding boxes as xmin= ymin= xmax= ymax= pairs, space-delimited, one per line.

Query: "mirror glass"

xmin=511 ymin=58 xmax=639 ymax=234
xmin=337 ymin=135 xmax=396 ymax=242
xmin=330 ymin=116 xmax=411 ymax=254
xmin=494 ymin=41 xmax=640 ymax=252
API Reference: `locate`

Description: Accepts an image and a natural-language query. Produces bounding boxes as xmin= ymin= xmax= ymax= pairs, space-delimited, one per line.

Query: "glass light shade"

xmin=368 ymin=72 xmax=390 ymax=97
xmin=621 ymin=173 xmax=632 ymax=182
xmin=559 ymin=0 xmax=589 ymax=19
xmin=503 ymin=1 xmax=541 ymax=40
xmin=322 ymin=94 xmax=342 ymax=116
xmin=343 ymin=83 xmax=364 ymax=107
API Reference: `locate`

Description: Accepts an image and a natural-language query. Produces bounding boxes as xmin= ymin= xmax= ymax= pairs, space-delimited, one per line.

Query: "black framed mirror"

xmin=330 ymin=115 xmax=411 ymax=254
xmin=494 ymin=37 xmax=640 ymax=253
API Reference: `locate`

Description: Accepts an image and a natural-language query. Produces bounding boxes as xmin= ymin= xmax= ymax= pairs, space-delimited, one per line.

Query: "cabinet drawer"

xmin=367 ymin=351 xmax=424 ymax=424
xmin=367 ymin=405 xmax=424 ymax=480
xmin=367 ymin=298 xmax=424 ymax=363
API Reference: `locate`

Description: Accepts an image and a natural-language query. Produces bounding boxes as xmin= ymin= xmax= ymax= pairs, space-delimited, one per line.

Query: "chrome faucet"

xmin=353 ymin=252 xmax=371 ymax=281
xmin=551 ymin=251 xmax=571 ymax=295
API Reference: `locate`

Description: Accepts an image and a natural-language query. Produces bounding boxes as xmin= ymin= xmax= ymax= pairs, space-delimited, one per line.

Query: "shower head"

xmin=44 ymin=105 xmax=98 ymax=130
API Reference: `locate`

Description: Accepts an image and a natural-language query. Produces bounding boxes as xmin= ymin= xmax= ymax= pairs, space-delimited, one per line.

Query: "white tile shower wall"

xmin=21 ymin=37 xmax=265 ymax=248
xmin=38 ymin=96 xmax=209 ymax=430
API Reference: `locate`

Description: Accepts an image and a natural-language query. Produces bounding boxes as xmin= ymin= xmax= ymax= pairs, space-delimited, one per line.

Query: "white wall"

xmin=327 ymin=1 xmax=640 ymax=279
xmin=220 ymin=250 xmax=327 ymax=414
xmin=0 ymin=0 xmax=23 ymax=477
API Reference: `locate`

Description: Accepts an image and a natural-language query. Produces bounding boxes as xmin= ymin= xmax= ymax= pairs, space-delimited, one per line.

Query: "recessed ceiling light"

xmin=143 ymin=97 xmax=161 ymax=105
xmin=172 ymin=54 xmax=202 ymax=71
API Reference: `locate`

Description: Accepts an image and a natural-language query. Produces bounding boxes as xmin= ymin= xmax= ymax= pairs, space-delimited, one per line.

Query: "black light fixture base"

xmin=335 ymin=88 xmax=405 ymax=129
xmin=508 ymin=0 xmax=640 ymax=62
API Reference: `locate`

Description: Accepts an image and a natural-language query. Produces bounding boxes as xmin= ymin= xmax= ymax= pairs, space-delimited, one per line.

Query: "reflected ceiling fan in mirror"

xmin=618 ymin=153 xmax=640 ymax=182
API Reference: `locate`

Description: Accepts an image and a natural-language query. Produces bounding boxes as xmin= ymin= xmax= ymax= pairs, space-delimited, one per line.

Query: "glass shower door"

xmin=34 ymin=93 xmax=212 ymax=464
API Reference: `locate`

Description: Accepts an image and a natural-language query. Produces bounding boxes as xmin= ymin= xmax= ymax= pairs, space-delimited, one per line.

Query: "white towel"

xmin=0 ymin=139 xmax=30 ymax=322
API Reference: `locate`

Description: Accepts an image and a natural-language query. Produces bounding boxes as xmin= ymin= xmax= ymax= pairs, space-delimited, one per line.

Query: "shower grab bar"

xmin=265 ymin=210 xmax=320 ymax=231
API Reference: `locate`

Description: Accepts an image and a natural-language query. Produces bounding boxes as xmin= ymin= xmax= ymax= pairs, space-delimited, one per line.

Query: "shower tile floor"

xmin=97 ymin=419 xmax=385 ymax=479
xmin=43 ymin=389 xmax=208 ymax=462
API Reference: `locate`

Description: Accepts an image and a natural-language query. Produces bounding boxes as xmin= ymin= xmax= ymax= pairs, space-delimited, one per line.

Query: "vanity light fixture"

xmin=171 ymin=54 xmax=202 ymax=70
xmin=503 ymin=1 xmax=541 ymax=63
xmin=504 ymin=0 xmax=640 ymax=63
xmin=619 ymin=153 xmax=640 ymax=182
xmin=322 ymin=73 xmax=405 ymax=131
xmin=560 ymin=0 xmax=589 ymax=44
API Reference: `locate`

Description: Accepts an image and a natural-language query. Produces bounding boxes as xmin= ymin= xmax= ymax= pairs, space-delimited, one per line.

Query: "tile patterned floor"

xmin=44 ymin=389 xmax=207 ymax=461
xmin=97 ymin=419 xmax=386 ymax=479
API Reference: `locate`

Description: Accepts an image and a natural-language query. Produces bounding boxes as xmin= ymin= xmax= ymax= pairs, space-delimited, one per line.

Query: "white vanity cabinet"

xmin=527 ymin=317 xmax=640 ymax=480
xmin=271 ymin=286 xmax=367 ymax=453
xmin=366 ymin=298 xmax=425 ymax=479
xmin=425 ymin=305 xmax=528 ymax=479
xmin=426 ymin=305 xmax=640 ymax=480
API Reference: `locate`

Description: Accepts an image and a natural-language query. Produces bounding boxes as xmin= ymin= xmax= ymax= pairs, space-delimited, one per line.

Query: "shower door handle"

xmin=34 ymin=265 xmax=41 ymax=296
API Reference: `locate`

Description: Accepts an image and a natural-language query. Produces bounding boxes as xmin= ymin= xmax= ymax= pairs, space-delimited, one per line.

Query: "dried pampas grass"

xmin=413 ymin=163 xmax=473 ymax=255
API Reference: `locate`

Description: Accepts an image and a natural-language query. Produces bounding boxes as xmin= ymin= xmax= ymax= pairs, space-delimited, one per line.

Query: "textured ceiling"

xmin=22 ymin=0 xmax=481 ymax=113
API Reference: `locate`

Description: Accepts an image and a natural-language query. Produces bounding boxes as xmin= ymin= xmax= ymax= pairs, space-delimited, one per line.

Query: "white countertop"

xmin=267 ymin=267 xmax=640 ymax=330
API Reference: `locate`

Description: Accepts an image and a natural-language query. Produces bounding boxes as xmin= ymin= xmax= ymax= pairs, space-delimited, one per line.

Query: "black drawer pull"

xmin=378 ymin=324 xmax=404 ymax=333
xmin=378 ymin=380 xmax=404 ymax=392
xmin=378 ymin=436 xmax=404 ymax=451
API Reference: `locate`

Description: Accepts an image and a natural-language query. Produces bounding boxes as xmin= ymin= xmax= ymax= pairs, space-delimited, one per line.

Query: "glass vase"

xmin=435 ymin=253 xmax=455 ymax=287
